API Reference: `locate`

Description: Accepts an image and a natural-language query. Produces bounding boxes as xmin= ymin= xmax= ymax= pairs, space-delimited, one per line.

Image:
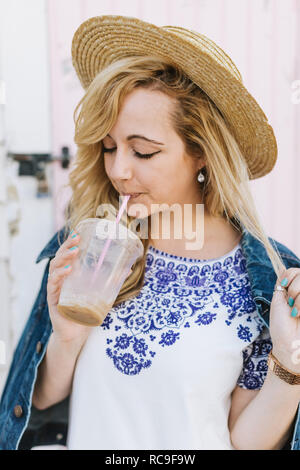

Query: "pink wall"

xmin=47 ymin=0 xmax=300 ymax=256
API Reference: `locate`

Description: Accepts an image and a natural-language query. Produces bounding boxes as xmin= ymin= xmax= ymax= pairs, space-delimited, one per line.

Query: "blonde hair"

xmin=60 ymin=55 xmax=285 ymax=307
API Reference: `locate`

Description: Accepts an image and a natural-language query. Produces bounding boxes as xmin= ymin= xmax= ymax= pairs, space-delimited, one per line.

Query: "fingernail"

xmin=64 ymin=264 xmax=71 ymax=269
xmin=288 ymin=297 xmax=294 ymax=307
xmin=71 ymin=233 xmax=78 ymax=239
xmin=291 ymin=307 xmax=298 ymax=317
xmin=281 ymin=278 xmax=288 ymax=287
xmin=69 ymin=246 xmax=78 ymax=251
xmin=69 ymin=229 xmax=74 ymax=235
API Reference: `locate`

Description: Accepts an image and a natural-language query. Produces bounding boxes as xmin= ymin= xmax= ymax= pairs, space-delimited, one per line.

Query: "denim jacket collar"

xmin=35 ymin=227 xmax=68 ymax=264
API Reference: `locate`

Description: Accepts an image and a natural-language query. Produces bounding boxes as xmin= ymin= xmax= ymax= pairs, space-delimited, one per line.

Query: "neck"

xmin=148 ymin=203 xmax=205 ymax=240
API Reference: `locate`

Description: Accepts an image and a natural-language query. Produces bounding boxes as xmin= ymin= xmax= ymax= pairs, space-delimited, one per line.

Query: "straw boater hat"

xmin=71 ymin=15 xmax=277 ymax=180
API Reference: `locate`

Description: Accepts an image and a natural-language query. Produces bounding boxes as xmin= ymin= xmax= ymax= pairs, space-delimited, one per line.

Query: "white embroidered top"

xmin=67 ymin=241 xmax=272 ymax=450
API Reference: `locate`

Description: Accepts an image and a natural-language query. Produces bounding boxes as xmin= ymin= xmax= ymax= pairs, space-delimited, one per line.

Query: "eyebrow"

xmin=107 ymin=134 xmax=165 ymax=146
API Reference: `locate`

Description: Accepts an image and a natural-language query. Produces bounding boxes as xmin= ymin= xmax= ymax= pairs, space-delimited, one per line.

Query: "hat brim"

xmin=71 ymin=15 xmax=277 ymax=180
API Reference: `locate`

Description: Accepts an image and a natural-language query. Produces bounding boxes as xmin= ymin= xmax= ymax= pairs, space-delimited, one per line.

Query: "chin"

xmin=127 ymin=199 xmax=151 ymax=219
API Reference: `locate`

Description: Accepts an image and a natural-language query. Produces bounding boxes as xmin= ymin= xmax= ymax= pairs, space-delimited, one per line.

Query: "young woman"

xmin=1 ymin=15 xmax=300 ymax=450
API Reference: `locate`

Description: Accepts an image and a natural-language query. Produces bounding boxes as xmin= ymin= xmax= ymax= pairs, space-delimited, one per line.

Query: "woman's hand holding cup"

xmin=47 ymin=230 xmax=133 ymax=344
xmin=47 ymin=230 xmax=92 ymax=344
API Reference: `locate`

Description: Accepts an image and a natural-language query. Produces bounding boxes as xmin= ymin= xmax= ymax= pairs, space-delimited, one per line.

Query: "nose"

xmin=108 ymin=149 xmax=133 ymax=181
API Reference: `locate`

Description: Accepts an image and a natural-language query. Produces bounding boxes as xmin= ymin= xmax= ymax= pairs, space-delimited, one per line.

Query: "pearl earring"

xmin=197 ymin=170 xmax=205 ymax=183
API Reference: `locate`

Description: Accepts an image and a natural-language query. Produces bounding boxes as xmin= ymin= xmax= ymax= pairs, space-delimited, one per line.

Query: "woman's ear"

xmin=196 ymin=154 xmax=206 ymax=171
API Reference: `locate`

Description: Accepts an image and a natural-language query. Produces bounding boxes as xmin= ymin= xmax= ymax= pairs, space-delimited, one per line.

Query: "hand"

xmin=269 ymin=267 xmax=300 ymax=373
xmin=47 ymin=230 xmax=92 ymax=344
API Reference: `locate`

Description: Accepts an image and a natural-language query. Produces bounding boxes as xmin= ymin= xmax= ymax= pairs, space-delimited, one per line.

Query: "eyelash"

xmin=102 ymin=147 xmax=159 ymax=159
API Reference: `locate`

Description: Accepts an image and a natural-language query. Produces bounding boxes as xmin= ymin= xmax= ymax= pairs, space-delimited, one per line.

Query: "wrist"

xmin=267 ymin=350 xmax=300 ymax=394
xmin=271 ymin=347 xmax=300 ymax=375
xmin=50 ymin=331 xmax=88 ymax=357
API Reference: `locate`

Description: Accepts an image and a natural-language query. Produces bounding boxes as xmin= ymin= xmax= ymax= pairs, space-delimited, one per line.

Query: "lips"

xmin=120 ymin=192 xmax=142 ymax=199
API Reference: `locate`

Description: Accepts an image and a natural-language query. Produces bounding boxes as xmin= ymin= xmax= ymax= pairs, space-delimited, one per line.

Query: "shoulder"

xmin=241 ymin=225 xmax=300 ymax=269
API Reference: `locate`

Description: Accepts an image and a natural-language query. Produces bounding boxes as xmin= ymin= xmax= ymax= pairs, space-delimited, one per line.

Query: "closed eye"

xmin=102 ymin=146 xmax=160 ymax=160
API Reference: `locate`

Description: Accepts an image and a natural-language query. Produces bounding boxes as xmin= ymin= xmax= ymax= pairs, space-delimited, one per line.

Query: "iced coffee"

xmin=57 ymin=218 xmax=144 ymax=326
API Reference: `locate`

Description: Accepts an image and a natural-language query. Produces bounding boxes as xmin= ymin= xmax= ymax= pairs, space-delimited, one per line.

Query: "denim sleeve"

xmin=236 ymin=326 xmax=273 ymax=390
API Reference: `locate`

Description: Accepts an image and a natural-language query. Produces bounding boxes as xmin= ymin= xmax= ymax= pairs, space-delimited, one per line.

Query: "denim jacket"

xmin=1 ymin=222 xmax=300 ymax=450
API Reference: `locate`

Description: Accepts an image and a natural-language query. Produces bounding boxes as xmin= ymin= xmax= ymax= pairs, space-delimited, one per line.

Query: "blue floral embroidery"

xmin=106 ymin=333 xmax=151 ymax=374
xmin=195 ymin=312 xmax=217 ymax=326
xmin=155 ymin=266 xmax=178 ymax=283
xmin=159 ymin=330 xmax=180 ymax=347
xmin=102 ymin=315 xmax=113 ymax=330
xmin=237 ymin=327 xmax=273 ymax=389
xmin=185 ymin=274 xmax=207 ymax=287
xmin=132 ymin=337 xmax=148 ymax=356
xmin=102 ymin=245 xmax=265 ymax=377
xmin=106 ymin=349 xmax=152 ymax=375
xmin=237 ymin=324 xmax=253 ymax=342
xmin=115 ymin=333 xmax=131 ymax=349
